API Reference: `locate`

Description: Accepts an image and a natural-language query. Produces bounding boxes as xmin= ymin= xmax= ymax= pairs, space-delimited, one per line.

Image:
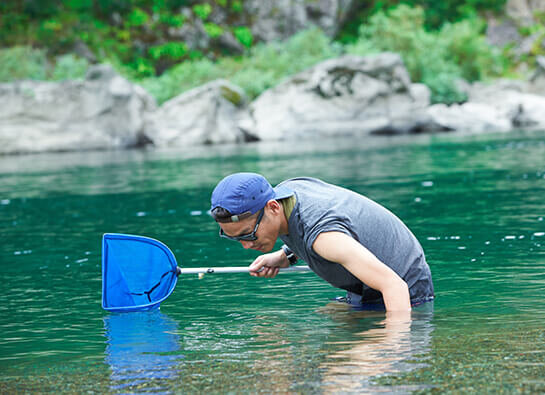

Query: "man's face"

xmin=219 ymin=207 xmax=278 ymax=252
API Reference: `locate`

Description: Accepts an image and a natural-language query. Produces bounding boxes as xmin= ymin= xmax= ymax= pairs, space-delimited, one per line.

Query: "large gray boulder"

xmin=426 ymin=103 xmax=512 ymax=133
xmin=241 ymin=53 xmax=431 ymax=140
xmin=144 ymin=79 xmax=249 ymax=146
xmin=426 ymin=79 xmax=545 ymax=133
xmin=0 ymin=64 xmax=155 ymax=154
xmin=469 ymin=81 xmax=545 ymax=129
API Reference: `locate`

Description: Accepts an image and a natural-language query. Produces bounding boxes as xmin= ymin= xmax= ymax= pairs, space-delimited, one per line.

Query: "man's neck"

xmin=279 ymin=195 xmax=296 ymax=235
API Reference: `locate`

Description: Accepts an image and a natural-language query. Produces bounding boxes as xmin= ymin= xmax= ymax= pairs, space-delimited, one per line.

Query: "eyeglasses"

xmin=219 ymin=209 xmax=264 ymax=242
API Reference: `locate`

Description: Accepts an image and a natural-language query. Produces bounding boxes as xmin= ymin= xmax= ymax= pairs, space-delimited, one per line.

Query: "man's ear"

xmin=266 ymin=199 xmax=282 ymax=214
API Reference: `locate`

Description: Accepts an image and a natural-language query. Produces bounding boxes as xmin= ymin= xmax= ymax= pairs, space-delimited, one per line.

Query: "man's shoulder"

xmin=278 ymin=177 xmax=327 ymax=189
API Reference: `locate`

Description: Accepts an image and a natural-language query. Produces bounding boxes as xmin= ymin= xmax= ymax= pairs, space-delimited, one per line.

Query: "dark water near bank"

xmin=1 ymin=130 xmax=544 ymax=393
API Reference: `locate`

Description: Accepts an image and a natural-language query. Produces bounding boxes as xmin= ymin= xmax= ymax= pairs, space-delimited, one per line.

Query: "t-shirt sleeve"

xmin=305 ymin=216 xmax=357 ymax=253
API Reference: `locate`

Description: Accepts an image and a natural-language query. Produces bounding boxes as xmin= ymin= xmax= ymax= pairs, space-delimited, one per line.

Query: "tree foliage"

xmin=0 ymin=1 xmax=528 ymax=105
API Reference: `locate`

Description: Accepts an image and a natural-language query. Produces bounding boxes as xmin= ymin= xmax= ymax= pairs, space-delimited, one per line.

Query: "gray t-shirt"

xmin=277 ymin=177 xmax=434 ymax=304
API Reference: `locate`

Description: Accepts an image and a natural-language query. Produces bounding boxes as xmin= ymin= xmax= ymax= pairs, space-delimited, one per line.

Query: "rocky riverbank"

xmin=1 ymin=53 xmax=544 ymax=155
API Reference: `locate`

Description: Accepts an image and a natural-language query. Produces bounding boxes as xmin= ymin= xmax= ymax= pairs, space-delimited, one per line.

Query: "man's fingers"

xmin=249 ymin=256 xmax=266 ymax=273
xmin=249 ymin=253 xmax=282 ymax=278
xmin=249 ymin=266 xmax=279 ymax=278
xmin=260 ymin=267 xmax=279 ymax=278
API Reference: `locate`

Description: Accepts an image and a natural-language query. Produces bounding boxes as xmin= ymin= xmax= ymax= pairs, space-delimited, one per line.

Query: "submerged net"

xmin=102 ymin=234 xmax=179 ymax=312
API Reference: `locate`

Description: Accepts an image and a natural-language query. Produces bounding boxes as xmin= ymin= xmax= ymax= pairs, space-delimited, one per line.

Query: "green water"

xmin=1 ymin=130 xmax=544 ymax=393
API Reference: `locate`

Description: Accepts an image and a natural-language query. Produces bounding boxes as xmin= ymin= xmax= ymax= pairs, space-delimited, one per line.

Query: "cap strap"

xmin=214 ymin=211 xmax=253 ymax=223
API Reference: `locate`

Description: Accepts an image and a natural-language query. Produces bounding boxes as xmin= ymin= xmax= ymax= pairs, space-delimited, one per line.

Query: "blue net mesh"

xmin=102 ymin=234 xmax=179 ymax=312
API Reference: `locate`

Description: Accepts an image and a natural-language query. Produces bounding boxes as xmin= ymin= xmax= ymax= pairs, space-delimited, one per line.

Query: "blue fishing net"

xmin=102 ymin=234 xmax=179 ymax=312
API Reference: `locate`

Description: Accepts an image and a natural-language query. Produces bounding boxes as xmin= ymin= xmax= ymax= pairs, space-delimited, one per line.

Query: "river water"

xmin=1 ymin=130 xmax=544 ymax=393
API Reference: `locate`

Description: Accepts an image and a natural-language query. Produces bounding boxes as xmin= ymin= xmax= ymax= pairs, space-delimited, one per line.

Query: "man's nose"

xmin=240 ymin=240 xmax=254 ymax=249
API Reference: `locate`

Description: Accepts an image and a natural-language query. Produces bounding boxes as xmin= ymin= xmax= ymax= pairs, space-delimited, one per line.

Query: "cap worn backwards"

xmin=211 ymin=173 xmax=293 ymax=222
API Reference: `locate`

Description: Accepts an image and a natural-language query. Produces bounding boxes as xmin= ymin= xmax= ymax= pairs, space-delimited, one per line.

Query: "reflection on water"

xmin=320 ymin=304 xmax=434 ymax=394
xmin=104 ymin=311 xmax=183 ymax=393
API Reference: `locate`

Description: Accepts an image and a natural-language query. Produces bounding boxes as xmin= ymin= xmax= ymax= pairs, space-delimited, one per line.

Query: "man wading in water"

xmin=210 ymin=173 xmax=434 ymax=312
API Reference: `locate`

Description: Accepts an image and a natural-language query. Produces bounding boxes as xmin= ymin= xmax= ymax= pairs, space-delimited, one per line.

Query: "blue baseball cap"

xmin=211 ymin=173 xmax=293 ymax=223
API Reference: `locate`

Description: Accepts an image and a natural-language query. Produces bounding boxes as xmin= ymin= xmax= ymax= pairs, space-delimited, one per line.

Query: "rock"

xmin=0 ymin=64 xmax=156 ymax=154
xmin=71 ymin=39 xmax=97 ymax=63
xmin=168 ymin=16 xmax=211 ymax=54
xmin=506 ymin=0 xmax=545 ymax=26
xmin=486 ymin=17 xmax=522 ymax=47
xmin=529 ymin=56 xmax=545 ymax=95
xmin=514 ymin=33 xmax=541 ymax=58
xmin=468 ymin=80 xmax=545 ymax=128
xmin=426 ymin=103 xmax=512 ymax=133
xmin=243 ymin=53 xmax=431 ymax=140
xmin=167 ymin=12 xmax=244 ymax=58
xmin=217 ymin=31 xmax=245 ymax=54
xmin=144 ymin=79 xmax=249 ymax=146
xmin=244 ymin=0 xmax=305 ymax=42
xmin=165 ymin=1 xmax=355 ymax=59
xmin=454 ymin=78 xmax=473 ymax=98
xmin=145 ymin=1 xmax=355 ymax=61
xmin=236 ymin=0 xmax=355 ymax=42
xmin=473 ymin=78 xmax=530 ymax=94
xmin=422 ymin=75 xmax=545 ymax=133
xmin=86 ymin=64 xmax=118 ymax=81
xmin=497 ymin=91 xmax=545 ymax=128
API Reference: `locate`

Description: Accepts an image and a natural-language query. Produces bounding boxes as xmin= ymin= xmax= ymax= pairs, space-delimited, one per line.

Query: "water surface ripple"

xmin=1 ymin=130 xmax=544 ymax=393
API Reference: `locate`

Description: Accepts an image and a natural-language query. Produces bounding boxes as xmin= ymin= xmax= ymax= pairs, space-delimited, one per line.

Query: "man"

xmin=210 ymin=172 xmax=434 ymax=312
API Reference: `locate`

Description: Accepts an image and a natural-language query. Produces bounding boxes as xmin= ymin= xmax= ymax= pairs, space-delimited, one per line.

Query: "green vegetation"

xmin=139 ymin=28 xmax=341 ymax=103
xmin=346 ymin=5 xmax=505 ymax=103
xmin=337 ymin=0 xmax=507 ymax=43
xmin=0 ymin=47 xmax=89 ymax=82
xmin=0 ymin=0 xmax=254 ymax=78
xmin=0 ymin=0 xmax=542 ymax=105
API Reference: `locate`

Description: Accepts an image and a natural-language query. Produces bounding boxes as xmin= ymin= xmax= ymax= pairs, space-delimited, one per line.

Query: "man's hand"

xmin=249 ymin=250 xmax=290 ymax=278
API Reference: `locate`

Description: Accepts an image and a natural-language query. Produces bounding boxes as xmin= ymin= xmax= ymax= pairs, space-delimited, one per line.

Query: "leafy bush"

xmin=139 ymin=28 xmax=340 ymax=103
xmin=441 ymin=18 xmax=504 ymax=80
xmin=347 ymin=5 xmax=504 ymax=103
xmin=203 ymin=22 xmax=224 ymax=38
xmin=230 ymin=28 xmax=341 ymax=98
xmin=192 ymin=3 xmax=212 ymax=20
xmin=139 ymin=57 xmax=221 ymax=104
xmin=50 ymin=53 xmax=89 ymax=80
xmin=233 ymin=26 xmax=253 ymax=48
xmin=0 ymin=46 xmax=89 ymax=82
xmin=149 ymin=42 xmax=188 ymax=61
xmin=0 ymin=46 xmax=48 ymax=81
xmin=337 ymin=0 xmax=507 ymax=40
xmin=127 ymin=8 xmax=149 ymax=27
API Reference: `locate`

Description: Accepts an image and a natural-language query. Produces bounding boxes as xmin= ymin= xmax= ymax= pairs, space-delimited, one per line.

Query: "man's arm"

xmin=312 ymin=231 xmax=411 ymax=312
